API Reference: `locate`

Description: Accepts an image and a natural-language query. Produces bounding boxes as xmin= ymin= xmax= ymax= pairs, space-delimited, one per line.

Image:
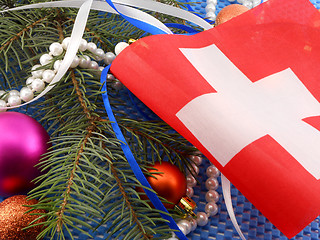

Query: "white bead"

xmin=205 ymin=177 xmax=219 ymax=190
xmin=178 ymin=220 xmax=191 ymax=235
xmin=98 ymin=66 xmax=104 ymax=72
xmin=49 ymin=42 xmax=63 ymax=56
xmin=7 ymin=95 xmax=21 ymax=106
xmin=205 ymin=202 xmax=219 ymax=217
xmin=61 ymin=37 xmax=71 ymax=50
xmin=40 ymin=53 xmax=53 ymax=66
xmin=205 ymin=190 xmax=219 ymax=203
xmin=88 ymin=61 xmax=99 ymax=69
xmin=206 ymin=0 xmax=217 ymax=4
xmin=189 ymin=155 xmax=203 ymax=166
xmin=177 ymin=223 xmax=188 ymax=235
xmin=79 ymin=38 xmax=88 ymax=52
xmin=205 ymin=11 xmax=216 ymax=21
xmin=196 ymin=212 xmax=209 ymax=226
xmin=206 ymin=165 xmax=220 ymax=178
xmin=70 ymin=55 xmax=80 ymax=68
xmin=0 ymin=90 xmax=7 ymax=100
xmin=187 ymin=163 xmax=199 ymax=175
xmin=31 ymin=78 xmax=45 ymax=92
xmin=87 ymin=42 xmax=97 ymax=53
xmin=31 ymin=64 xmax=44 ymax=78
xmin=9 ymin=89 xmax=19 ymax=97
xmin=42 ymin=70 xmax=55 ymax=83
xmin=0 ymin=99 xmax=6 ymax=112
xmin=112 ymin=79 xmax=124 ymax=90
xmin=186 ymin=175 xmax=197 ymax=187
xmin=107 ymin=73 xmax=115 ymax=81
xmin=190 ymin=218 xmax=197 ymax=231
xmin=205 ymin=3 xmax=216 ymax=12
xmin=54 ymin=60 xmax=62 ymax=71
xmin=115 ymin=42 xmax=129 ymax=55
xmin=167 ymin=238 xmax=179 ymax=240
xmin=186 ymin=186 xmax=194 ymax=198
xmin=95 ymin=48 xmax=105 ymax=61
xmin=79 ymin=55 xmax=91 ymax=68
xmin=20 ymin=87 xmax=34 ymax=102
xmin=242 ymin=1 xmax=253 ymax=8
xmin=31 ymin=64 xmax=41 ymax=71
xmin=104 ymin=52 xmax=116 ymax=65
xmin=252 ymin=0 xmax=261 ymax=6
xmin=26 ymin=77 xmax=35 ymax=89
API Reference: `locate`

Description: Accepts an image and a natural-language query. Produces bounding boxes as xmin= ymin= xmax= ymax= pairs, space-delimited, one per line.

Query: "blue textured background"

xmin=1 ymin=0 xmax=320 ymax=239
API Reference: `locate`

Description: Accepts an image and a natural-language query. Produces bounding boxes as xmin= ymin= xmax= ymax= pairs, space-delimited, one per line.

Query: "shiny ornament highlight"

xmin=0 ymin=195 xmax=46 ymax=240
xmin=0 ymin=112 xmax=50 ymax=196
xmin=137 ymin=161 xmax=187 ymax=209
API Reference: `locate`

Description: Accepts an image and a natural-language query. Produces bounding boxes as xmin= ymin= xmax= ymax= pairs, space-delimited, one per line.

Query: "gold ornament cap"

xmin=175 ymin=196 xmax=197 ymax=218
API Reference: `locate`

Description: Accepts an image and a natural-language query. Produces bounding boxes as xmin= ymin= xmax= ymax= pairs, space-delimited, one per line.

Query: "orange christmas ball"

xmin=0 ymin=195 xmax=46 ymax=240
xmin=138 ymin=161 xmax=187 ymax=209
xmin=215 ymin=4 xmax=249 ymax=26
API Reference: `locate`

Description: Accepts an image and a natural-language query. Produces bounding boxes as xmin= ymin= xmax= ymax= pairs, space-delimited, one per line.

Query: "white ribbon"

xmin=222 ymin=174 xmax=246 ymax=240
xmin=1 ymin=0 xmax=211 ymax=110
xmin=1 ymin=0 xmax=95 ymax=109
xmin=118 ymin=0 xmax=212 ymax=30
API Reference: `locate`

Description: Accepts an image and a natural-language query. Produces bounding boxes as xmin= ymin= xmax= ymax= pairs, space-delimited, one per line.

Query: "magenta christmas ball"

xmin=0 ymin=112 xmax=50 ymax=196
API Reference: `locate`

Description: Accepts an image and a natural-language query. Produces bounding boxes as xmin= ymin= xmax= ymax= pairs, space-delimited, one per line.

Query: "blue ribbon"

xmin=104 ymin=0 xmax=168 ymax=35
xmin=165 ymin=23 xmax=200 ymax=34
xmin=101 ymin=66 xmax=188 ymax=240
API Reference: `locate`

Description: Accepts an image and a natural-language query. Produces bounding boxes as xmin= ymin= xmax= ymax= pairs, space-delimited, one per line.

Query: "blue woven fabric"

xmin=1 ymin=1 xmax=320 ymax=240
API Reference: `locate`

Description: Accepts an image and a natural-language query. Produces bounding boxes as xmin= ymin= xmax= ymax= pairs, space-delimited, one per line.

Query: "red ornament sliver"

xmin=111 ymin=0 xmax=320 ymax=238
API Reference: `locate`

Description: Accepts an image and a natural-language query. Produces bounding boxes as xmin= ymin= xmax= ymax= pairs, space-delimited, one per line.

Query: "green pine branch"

xmin=0 ymin=0 xmax=200 ymax=239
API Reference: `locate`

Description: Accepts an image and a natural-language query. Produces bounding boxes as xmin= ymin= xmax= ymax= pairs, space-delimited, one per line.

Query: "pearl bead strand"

xmin=205 ymin=0 xmax=262 ymax=21
xmin=0 ymin=37 xmax=120 ymax=112
xmin=169 ymin=155 xmax=220 ymax=239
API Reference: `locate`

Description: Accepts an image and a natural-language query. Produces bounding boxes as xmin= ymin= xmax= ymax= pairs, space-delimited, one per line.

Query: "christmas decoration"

xmin=0 ymin=112 xmax=50 ymax=196
xmin=0 ymin=195 xmax=46 ymax=240
xmin=0 ymin=38 xmax=117 ymax=111
xmin=136 ymin=156 xmax=220 ymax=239
xmin=173 ymin=155 xmax=220 ymax=238
xmin=0 ymin=0 xmax=319 ymax=239
xmin=137 ymin=161 xmax=187 ymax=209
xmin=215 ymin=4 xmax=249 ymax=25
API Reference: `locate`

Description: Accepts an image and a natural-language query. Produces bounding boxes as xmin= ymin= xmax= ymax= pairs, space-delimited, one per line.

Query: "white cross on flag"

xmin=110 ymin=0 xmax=320 ymax=237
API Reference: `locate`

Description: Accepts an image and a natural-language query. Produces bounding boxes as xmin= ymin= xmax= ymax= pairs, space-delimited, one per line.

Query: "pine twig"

xmin=0 ymin=15 xmax=49 ymax=52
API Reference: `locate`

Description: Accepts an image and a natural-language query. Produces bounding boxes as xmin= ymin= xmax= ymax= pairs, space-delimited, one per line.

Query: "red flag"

xmin=110 ymin=0 xmax=320 ymax=237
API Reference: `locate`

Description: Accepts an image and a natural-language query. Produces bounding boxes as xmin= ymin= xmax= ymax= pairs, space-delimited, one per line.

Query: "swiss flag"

xmin=110 ymin=0 xmax=320 ymax=238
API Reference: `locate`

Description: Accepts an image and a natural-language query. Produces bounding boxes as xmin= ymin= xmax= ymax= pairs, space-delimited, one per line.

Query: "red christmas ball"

xmin=138 ymin=161 xmax=187 ymax=209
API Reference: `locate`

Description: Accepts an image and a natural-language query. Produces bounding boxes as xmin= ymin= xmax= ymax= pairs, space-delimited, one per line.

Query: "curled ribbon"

xmin=1 ymin=0 xmax=211 ymax=111
xmin=101 ymin=66 xmax=188 ymax=240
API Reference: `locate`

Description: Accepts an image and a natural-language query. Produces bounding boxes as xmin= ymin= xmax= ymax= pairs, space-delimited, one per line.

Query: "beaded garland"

xmin=0 ymin=38 xmax=129 ymax=111
xmin=168 ymin=155 xmax=220 ymax=239
xmin=0 ymin=0 xmax=268 ymax=111
xmin=205 ymin=0 xmax=263 ymax=21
